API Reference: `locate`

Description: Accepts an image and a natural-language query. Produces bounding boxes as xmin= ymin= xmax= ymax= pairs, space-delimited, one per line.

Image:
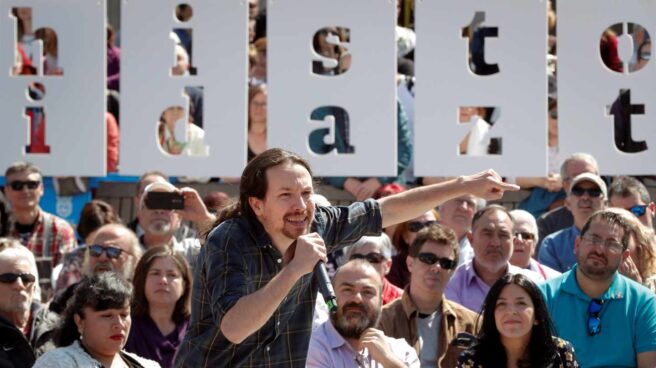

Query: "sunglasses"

xmin=628 ymin=204 xmax=648 ymax=217
xmin=8 ymin=180 xmax=40 ymax=191
xmin=87 ymin=245 xmax=126 ymax=259
xmin=416 ymin=253 xmax=456 ymax=270
xmin=587 ymin=298 xmax=604 ymax=336
xmin=408 ymin=220 xmax=438 ymax=233
xmin=513 ymin=232 xmax=535 ymax=241
xmin=350 ymin=252 xmax=386 ymax=264
xmin=0 ymin=272 xmax=36 ymax=285
xmin=570 ymin=186 xmax=603 ymax=198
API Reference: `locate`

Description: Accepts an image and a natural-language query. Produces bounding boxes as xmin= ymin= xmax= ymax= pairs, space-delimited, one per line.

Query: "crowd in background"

xmin=3 ymin=0 xmax=656 ymax=367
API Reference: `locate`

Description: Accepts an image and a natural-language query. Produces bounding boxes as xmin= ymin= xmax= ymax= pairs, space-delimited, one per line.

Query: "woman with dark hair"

xmin=457 ymin=274 xmax=579 ymax=368
xmin=33 ymin=272 xmax=159 ymax=367
xmin=387 ymin=209 xmax=438 ymax=288
xmin=125 ymin=246 xmax=192 ymax=368
xmin=77 ymin=200 xmax=122 ymax=245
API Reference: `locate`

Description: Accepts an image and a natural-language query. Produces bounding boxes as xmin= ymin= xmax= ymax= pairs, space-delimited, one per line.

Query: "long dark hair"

xmin=206 ymin=148 xmax=313 ymax=238
xmin=473 ymin=274 xmax=558 ymax=368
xmin=54 ymin=272 xmax=133 ymax=347
xmin=131 ymin=246 xmax=192 ymax=324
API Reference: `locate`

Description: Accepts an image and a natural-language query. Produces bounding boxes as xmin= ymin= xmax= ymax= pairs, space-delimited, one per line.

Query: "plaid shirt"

xmin=176 ymin=199 xmax=382 ymax=368
xmin=11 ymin=209 xmax=77 ymax=300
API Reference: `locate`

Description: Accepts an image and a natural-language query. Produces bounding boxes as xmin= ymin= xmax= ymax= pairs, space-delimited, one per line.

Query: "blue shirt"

xmin=538 ymin=225 xmax=579 ymax=272
xmin=175 ymin=200 xmax=382 ymax=368
xmin=539 ymin=266 xmax=656 ymax=368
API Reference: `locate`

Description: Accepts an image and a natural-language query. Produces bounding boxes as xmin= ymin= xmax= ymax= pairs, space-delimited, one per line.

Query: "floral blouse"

xmin=457 ymin=336 xmax=579 ymax=368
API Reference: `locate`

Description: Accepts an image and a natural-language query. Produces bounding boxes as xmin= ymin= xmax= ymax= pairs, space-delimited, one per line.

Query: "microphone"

xmin=314 ymin=261 xmax=338 ymax=314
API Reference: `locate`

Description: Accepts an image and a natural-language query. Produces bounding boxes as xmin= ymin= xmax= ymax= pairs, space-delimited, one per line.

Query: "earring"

xmin=78 ymin=328 xmax=84 ymax=341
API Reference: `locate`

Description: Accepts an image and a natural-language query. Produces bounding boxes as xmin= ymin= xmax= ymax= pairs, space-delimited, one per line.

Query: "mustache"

xmin=340 ymin=302 xmax=368 ymax=314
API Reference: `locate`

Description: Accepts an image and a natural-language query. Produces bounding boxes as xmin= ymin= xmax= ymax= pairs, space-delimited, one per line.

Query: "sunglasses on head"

xmin=87 ymin=245 xmax=126 ymax=259
xmin=0 ymin=272 xmax=36 ymax=285
xmin=349 ymin=252 xmax=386 ymax=264
xmin=628 ymin=204 xmax=648 ymax=217
xmin=408 ymin=220 xmax=438 ymax=233
xmin=587 ymin=298 xmax=604 ymax=336
xmin=416 ymin=253 xmax=456 ymax=270
xmin=8 ymin=180 xmax=40 ymax=191
xmin=513 ymin=232 xmax=535 ymax=241
xmin=571 ymin=186 xmax=603 ymax=198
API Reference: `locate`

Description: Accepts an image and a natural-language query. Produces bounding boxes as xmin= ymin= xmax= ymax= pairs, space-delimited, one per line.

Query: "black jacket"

xmin=0 ymin=302 xmax=58 ymax=368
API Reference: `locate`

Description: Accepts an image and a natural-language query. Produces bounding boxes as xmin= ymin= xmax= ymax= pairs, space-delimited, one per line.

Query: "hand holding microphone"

xmin=288 ymin=233 xmax=337 ymax=313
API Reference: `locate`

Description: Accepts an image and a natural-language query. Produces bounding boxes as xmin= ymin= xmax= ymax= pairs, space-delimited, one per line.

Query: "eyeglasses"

xmin=587 ymin=298 xmax=604 ymax=336
xmin=87 ymin=245 xmax=127 ymax=259
xmin=581 ymin=235 xmax=624 ymax=253
xmin=628 ymin=204 xmax=648 ymax=217
xmin=407 ymin=220 xmax=438 ymax=233
xmin=349 ymin=252 xmax=386 ymax=264
xmin=416 ymin=253 xmax=456 ymax=270
xmin=513 ymin=232 xmax=536 ymax=241
xmin=570 ymin=186 xmax=603 ymax=198
xmin=8 ymin=180 xmax=40 ymax=191
xmin=0 ymin=272 xmax=36 ymax=285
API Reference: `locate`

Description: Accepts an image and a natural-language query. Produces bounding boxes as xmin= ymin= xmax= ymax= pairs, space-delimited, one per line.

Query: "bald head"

xmin=333 ymin=259 xmax=383 ymax=294
xmin=84 ymin=224 xmax=141 ymax=279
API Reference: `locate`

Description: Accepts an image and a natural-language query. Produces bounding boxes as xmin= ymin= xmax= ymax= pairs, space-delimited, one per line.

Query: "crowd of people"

xmin=1 ymin=147 xmax=655 ymax=367
xmin=4 ymin=0 xmax=656 ymax=367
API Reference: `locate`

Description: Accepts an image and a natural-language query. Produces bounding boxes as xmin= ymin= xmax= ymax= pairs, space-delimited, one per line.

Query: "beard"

xmin=577 ymin=251 xmax=619 ymax=280
xmin=281 ymin=211 xmax=312 ymax=240
xmin=4 ymin=292 xmax=32 ymax=314
xmin=148 ymin=219 xmax=173 ymax=236
xmin=330 ymin=302 xmax=380 ymax=339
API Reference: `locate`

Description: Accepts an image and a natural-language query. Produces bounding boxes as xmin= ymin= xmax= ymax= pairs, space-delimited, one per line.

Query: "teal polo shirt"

xmin=539 ymin=266 xmax=656 ymax=368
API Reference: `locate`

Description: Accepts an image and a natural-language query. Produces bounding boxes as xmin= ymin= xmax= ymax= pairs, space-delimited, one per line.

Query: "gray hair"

xmin=85 ymin=224 xmax=142 ymax=279
xmin=0 ymin=237 xmax=39 ymax=282
xmin=560 ymin=152 xmax=599 ymax=182
xmin=346 ymin=233 xmax=393 ymax=260
xmin=509 ymin=209 xmax=539 ymax=242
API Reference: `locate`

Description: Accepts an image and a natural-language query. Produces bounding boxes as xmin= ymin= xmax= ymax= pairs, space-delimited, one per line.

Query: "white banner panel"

xmin=0 ymin=0 xmax=105 ymax=176
xmin=267 ymin=0 xmax=397 ymax=176
xmin=559 ymin=1 xmax=656 ymax=175
xmin=120 ymin=0 xmax=248 ymax=177
xmin=414 ymin=0 xmax=548 ymax=177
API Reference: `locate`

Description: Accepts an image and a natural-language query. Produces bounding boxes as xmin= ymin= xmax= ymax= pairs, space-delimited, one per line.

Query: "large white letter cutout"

xmin=120 ymin=0 xmax=248 ymax=177
xmin=414 ymin=0 xmax=547 ymax=176
xmin=0 ymin=0 xmax=105 ymax=176
xmin=267 ymin=0 xmax=397 ymax=176
xmin=559 ymin=1 xmax=656 ymax=174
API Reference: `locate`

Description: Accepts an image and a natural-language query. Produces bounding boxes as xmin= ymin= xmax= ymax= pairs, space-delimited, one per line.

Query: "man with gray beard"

xmin=49 ymin=223 xmax=142 ymax=314
xmin=138 ymin=181 xmax=214 ymax=268
xmin=0 ymin=237 xmax=58 ymax=367
xmin=307 ymin=259 xmax=419 ymax=367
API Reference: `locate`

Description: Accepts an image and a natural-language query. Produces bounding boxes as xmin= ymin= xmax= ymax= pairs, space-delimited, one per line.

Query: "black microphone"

xmin=314 ymin=261 xmax=338 ymax=314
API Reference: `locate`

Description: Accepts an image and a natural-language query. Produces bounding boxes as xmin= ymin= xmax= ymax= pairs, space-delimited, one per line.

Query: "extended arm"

xmin=378 ymin=170 xmax=518 ymax=228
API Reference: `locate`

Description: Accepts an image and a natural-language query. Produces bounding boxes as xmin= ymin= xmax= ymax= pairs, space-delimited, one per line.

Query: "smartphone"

xmin=144 ymin=191 xmax=184 ymax=210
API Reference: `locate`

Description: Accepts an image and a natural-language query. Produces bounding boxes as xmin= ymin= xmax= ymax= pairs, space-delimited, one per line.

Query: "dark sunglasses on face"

xmin=628 ymin=204 xmax=648 ymax=217
xmin=513 ymin=232 xmax=536 ymax=241
xmin=416 ymin=253 xmax=456 ymax=270
xmin=408 ymin=220 xmax=438 ymax=233
xmin=350 ymin=252 xmax=386 ymax=264
xmin=0 ymin=272 xmax=36 ymax=285
xmin=8 ymin=180 xmax=40 ymax=191
xmin=587 ymin=298 xmax=604 ymax=336
xmin=87 ymin=245 xmax=125 ymax=259
xmin=570 ymin=186 xmax=603 ymax=198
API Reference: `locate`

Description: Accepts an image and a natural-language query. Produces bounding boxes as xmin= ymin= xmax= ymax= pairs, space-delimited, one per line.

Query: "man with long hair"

xmin=175 ymin=148 xmax=517 ymax=367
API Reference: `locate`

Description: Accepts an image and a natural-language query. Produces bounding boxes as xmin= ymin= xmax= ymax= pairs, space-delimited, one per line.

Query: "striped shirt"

xmin=176 ymin=199 xmax=382 ymax=367
xmin=11 ymin=209 xmax=77 ymax=300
